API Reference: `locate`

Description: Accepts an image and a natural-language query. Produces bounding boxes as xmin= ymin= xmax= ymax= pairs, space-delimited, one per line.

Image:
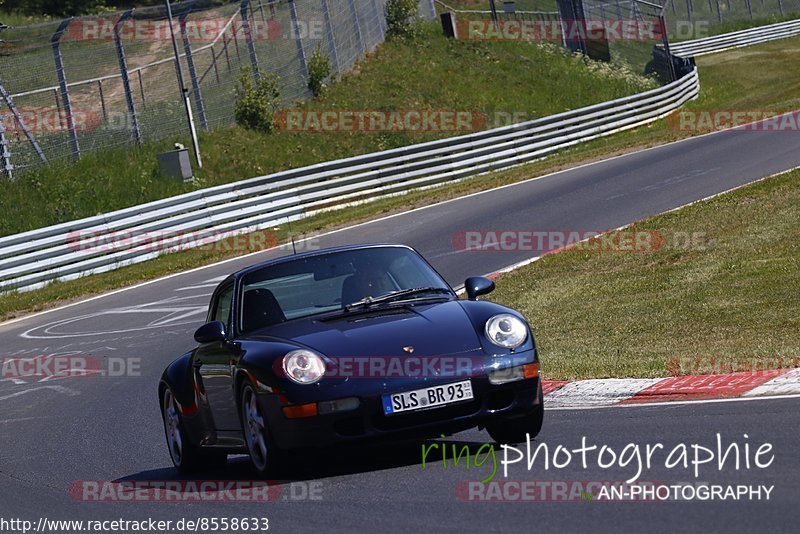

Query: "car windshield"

xmin=239 ymin=246 xmax=453 ymax=332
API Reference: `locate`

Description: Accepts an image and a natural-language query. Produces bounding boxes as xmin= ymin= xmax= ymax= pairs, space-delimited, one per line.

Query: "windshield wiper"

xmin=345 ymin=287 xmax=452 ymax=310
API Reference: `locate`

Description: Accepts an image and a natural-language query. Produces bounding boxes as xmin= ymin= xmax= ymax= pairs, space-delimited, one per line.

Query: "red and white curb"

xmin=542 ymin=368 xmax=800 ymax=408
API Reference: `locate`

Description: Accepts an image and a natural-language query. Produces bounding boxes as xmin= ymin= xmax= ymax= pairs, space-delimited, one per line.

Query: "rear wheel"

xmin=162 ymin=388 xmax=226 ymax=473
xmin=241 ymin=383 xmax=285 ymax=476
xmin=486 ymin=381 xmax=544 ymax=444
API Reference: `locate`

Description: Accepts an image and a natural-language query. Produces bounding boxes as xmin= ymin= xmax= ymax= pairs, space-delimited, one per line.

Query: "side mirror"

xmin=464 ymin=276 xmax=495 ymax=300
xmin=194 ymin=321 xmax=228 ymax=344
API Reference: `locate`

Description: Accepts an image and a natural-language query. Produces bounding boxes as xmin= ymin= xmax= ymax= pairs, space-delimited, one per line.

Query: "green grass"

xmin=491 ymin=167 xmax=800 ymax=380
xmin=0 ymin=23 xmax=656 ymax=236
xmin=1 ymin=33 xmax=800 ymax=330
xmin=0 ymin=11 xmax=54 ymax=26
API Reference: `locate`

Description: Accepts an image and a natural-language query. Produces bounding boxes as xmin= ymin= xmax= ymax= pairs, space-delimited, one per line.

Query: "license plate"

xmin=382 ymin=380 xmax=473 ymax=415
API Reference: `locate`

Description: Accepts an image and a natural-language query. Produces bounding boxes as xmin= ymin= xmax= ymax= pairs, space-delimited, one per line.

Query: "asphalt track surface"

xmin=1 ymin=125 xmax=799 ymax=533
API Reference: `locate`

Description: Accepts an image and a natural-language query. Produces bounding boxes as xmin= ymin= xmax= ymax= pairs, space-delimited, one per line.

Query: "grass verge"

xmin=491 ymin=167 xmax=800 ymax=380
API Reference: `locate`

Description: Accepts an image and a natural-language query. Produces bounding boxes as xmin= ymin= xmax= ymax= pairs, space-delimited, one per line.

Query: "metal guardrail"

xmin=668 ymin=19 xmax=800 ymax=57
xmin=0 ymin=69 xmax=699 ymax=293
xmin=5 ymin=18 xmax=799 ymax=294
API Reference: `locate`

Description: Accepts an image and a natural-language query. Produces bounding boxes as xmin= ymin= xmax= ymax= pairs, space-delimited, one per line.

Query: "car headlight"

xmin=485 ymin=314 xmax=528 ymax=349
xmin=283 ymin=350 xmax=326 ymax=384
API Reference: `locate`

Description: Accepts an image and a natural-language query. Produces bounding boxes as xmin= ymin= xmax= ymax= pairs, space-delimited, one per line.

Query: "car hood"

xmin=249 ymin=299 xmax=483 ymax=358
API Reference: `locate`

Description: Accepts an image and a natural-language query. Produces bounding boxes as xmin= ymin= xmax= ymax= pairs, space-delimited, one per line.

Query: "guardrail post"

xmin=321 ymin=0 xmax=341 ymax=74
xmin=240 ymin=0 xmax=262 ymax=81
xmin=179 ymin=9 xmax=209 ymax=131
xmin=289 ymin=0 xmax=309 ymax=80
xmin=348 ymin=0 xmax=366 ymax=55
xmin=51 ymin=18 xmax=80 ymax=160
xmin=113 ymin=10 xmax=143 ymax=144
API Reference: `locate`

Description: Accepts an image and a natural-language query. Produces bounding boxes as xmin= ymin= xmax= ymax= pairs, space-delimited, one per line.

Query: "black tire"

xmin=162 ymin=388 xmax=227 ymax=474
xmin=240 ymin=382 xmax=286 ymax=476
xmin=486 ymin=381 xmax=544 ymax=444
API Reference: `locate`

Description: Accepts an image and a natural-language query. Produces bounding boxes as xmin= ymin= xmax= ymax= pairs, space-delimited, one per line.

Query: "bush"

xmin=307 ymin=45 xmax=333 ymax=98
xmin=234 ymin=68 xmax=281 ymax=134
xmin=385 ymin=0 xmax=421 ymax=40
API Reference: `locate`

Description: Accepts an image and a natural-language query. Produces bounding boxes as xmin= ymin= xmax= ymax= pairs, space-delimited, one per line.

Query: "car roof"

xmin=231 ymin=243 xmax=414 ymax=280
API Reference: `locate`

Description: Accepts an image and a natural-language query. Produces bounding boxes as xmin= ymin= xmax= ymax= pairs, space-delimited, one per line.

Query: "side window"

xmin=211 ymin=285 xmax=234 ymax=327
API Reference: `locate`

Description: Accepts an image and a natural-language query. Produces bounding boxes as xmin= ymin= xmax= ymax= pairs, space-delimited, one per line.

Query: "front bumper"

xmin=261 ymin=375 xmax=541 ymax=450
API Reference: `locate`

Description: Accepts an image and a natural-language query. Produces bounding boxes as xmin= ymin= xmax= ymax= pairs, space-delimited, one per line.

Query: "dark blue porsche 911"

xmin=160 ymin=244 xmax=543 ymax=474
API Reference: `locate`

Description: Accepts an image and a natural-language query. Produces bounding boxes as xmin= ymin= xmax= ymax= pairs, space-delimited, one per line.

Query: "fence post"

xmin=240 ymin=0 xmax=262 ymax=81
xmin=289 ymin=0 xmax=309 ymax=80
xmin=321 ymin=0 xmax=341 ymax=74
xmin=348 ymin=0 xmax=366 ymax=55
xmin=179 ymin=10 xmax=209 ymax=131
xmin=166 ymin=0 xmax=202 ymax=169
xmin=137 ymin=69 xmax=146 ymax=109
xmin=50 ymin=18 xmax=80 ymax=160
xmin=489 ymin=0 xmax=500 ymax=29
xmin=0 ymin=83 xmax=47 ymax=163
xmin=0 ymin=112 xmax=14 ymax=179
xmin=98 ymin=80 xmax=107 ymax=119
xmin=113 ymin=10 xmax=143 ymax=144
xmin=659 ymin=13 xmax=677 ymax=82
xmin=556 ymin=0 xmax=587 ymax=55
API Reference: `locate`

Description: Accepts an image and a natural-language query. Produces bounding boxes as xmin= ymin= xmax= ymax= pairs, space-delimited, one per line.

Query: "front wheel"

xmin=241 ymin=383 xmax=285 ymax=476
xmin=162 ymin=388 xmax=226 ymax=474
xmin=486 ymin=381 xmax=544 ymax=444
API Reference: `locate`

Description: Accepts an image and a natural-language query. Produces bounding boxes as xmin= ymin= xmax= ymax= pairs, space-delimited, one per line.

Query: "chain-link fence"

xmin=660 ymin=0 xmax=800 ymax=38
xmin=437 ymin=0 xmax=798 ymax=72
xmin=579 ymin=0 xmax=669 ymax=73
xmin=0 ymin=0 xmax=438 ymax=176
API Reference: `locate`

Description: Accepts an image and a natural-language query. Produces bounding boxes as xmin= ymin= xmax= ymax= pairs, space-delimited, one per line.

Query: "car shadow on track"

xmin=115 ymin=439 xmax=501 ymax=484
